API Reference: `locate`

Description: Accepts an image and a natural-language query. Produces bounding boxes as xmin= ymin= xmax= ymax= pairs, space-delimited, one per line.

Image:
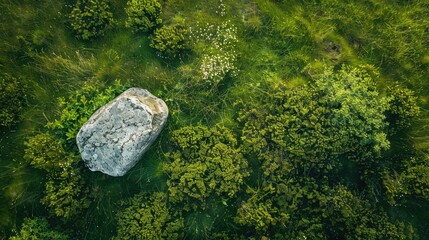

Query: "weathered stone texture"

xmin=76 ymin=88 xmax=168 ymax=176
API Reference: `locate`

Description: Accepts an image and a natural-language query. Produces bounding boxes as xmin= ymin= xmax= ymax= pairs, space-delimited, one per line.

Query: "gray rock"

xmin=76 ymin=88 xmax=168 ymax=177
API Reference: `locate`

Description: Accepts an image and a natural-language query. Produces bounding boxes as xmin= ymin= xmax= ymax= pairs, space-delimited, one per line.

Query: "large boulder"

xmin=76 ymin=88 xmax=168 ymax=177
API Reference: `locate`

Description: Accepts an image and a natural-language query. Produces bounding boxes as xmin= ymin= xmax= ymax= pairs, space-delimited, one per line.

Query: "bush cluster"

xmin=24 ymin=81 xmax=126 ymax=219
xmin=10 ymin=217 xmax=69 ymax=240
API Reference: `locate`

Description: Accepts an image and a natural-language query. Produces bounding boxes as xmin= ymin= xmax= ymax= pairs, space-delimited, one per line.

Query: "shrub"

xmin=24 ymin=133 xmax=68 ymax=173
xmin=24 ymin=81 xmax=126 ymax=219
xmin=41 ymin=163 xmax=90 ymax=219
xmin=47 ymin=80 xmax=126 ymax=145
xmin=150 ymin=24 xmax=187 ymax=58
xmin=125 ymin=0 xmax=162 ymax=33
xmin=384 ymin=157 xmax=429 ymax=204
xmin=164 ymin=125 xmax=249 ymax=210
xmin=114 ymin=192 xmax=184 ymax=240
xmin=0 ymin=73 xmax=27 ymax=127
xmin=69 ymin=0 xmax=114 ymax=40
xmin=10 ymin=217 xmax=68 ymax=240
xmin=238 ymin=65 xmax=389 ymax=180
xmin=386 ymin=84 xmax=420 ymax=130
xmin=24 ymin=133 xmax=90 ymax=219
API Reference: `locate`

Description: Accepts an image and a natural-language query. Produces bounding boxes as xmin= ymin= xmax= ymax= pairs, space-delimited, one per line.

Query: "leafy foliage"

xmin=0 ymin=74 xmax=27 ymax=127
xmin=2 ymin=0 xmax=429 ymax=239
xmin=125 ymin=0 xmax=162 ymax=33
xmin=164 ymin=125 xmax=249 ymax=210
xmin=385 ymin=157 xmax=429 ymax=204
xmin=69 ymin=0 xmax=114 ymax=40
xmin=23 ymin=82 xmax=126 ymax=219
xmin=24 ymin=133 xmax=68 ymax=173
xmin=10 ymin=217 xmax=68 ymax=240
xmin=114 ymin=192 xmax=184 ymax=240
xmin=238 ymin=65 xmax=389 ymax=181
xmin=150 ymin=24 xmax=187 ymax=59
xmin=24 ymin=133 xmax=90 ymax=219
xmin=236 ymin=181 xmax=414 ymax=239
xmin=47 ymin=80 xmax=126 ymax=145
xmin=322 ymin=185 xmax=414 ymax=240
xmin=386 ymin=84 xmax=420 ymax=130
xmin=41 ymin=163 xmax=90 ymax=219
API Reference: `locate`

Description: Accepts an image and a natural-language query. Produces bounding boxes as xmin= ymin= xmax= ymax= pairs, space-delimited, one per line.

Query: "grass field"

xmin=1 ymin=0 xmax=428 ymax=239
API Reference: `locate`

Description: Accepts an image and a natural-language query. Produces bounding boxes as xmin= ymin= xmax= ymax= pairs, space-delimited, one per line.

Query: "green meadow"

xmin=1 ymin=0 xmax=428 ymax=239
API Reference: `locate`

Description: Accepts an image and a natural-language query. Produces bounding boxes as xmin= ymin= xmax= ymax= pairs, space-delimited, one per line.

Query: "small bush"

xmin=164 ymin=125 xmax=249 ymax=210
xmin=69 ymin=0 xmax=114 ymax=40
xmin=114 ymin=192 xmax=184 ymax=240
xmin=0 ymin=74 xmax=27 ymax=127
xmin=386 ymin=84 xmax=420 ymax=130
xmin=150 ymin=24 xmax=187 ymax=58
xmin=125 ymin=0 xmax=162 ymax=33
xmin=24 ymin=133 xmax=90 ymax=219
xmin=10 ymin=217 xmax=68 ymax=240
xmin=47 ymin=80 xmax=126 ymax=144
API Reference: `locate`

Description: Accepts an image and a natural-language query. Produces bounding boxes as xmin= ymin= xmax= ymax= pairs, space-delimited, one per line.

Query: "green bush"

xmin=386 ymin=84 xmax=420 ymax=130
xmin=238 ymin=65 xmax=389 ymax=181
xmin=114 ymin=192 xmax=184 ymax=240
xmin=24 ymin=133 xmax=90 ymax=219
xmin=0 ymin=74 xmax=27 ymax=127
xmin=41 ymin=163 xmax=90 ymax=219
xmin=47 ymin=80 xmax=126 ymax=145
xmin=10 ymin=217 xmax=68 ymax=240
xmin=125 ymin=0 xmax=162 ymax=33
xmin=24 ymin=133 xmax=68 ymax=173
xmin=164 ymin=125 xmax=249 ymax=210
xmin=69 ymin=0 xmax=114 ymax=40
xmin=23 ymin=81 xmax=126 ymax=219
xmin=150 ymin=24 xmax=187 ymax=58
xmin=384 ymin=157 xmax=429 ymax=204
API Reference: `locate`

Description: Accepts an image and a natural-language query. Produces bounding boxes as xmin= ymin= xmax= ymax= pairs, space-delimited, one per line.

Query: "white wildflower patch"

xmin=189 ymin=20 xmax=239 ymax=84
xmin=216 ymin=0 xmax=226 ymax=17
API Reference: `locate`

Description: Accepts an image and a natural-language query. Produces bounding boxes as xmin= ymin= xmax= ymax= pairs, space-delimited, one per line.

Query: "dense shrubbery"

xmin=125 ymin=0 xmax=162 ymax=33
xmin=386 ymin=84 xmax=420 ymax=130
xmin=235 ymin=181 xmax=413 ymax=239
xmin=150 ymin=24 xmax=187 ymax=58
xmin=232 ymin=66 xmax=416 ymax=238
xmin=24 ymin=81 xmax=126 ymax=219
xmin=2 ymin=0 xmax=429 ymax=239
xmin=69 ymin=0 xmax=114 ymax=40
xmin=47 ymin=80 xmax=126 ymax=145
xmin=238 ymin=65 xmax=389 ymax=182
xmin=24 ymin=133 xmax=90 ymax=219
xmin=164 ymin=125 xmax=249 ymax=210
xmin=385 ymin=156 xmax=429 ymax=204
xmin=0 ymin=74 xmax=27 ymax=127
xmin=114 ymin=192 xmax=184 ymax=240
xmin=10 ymin=217 xmax=68 ymax=240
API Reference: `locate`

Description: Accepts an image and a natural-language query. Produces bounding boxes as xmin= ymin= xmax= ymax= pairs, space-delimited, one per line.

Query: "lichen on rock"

xmin=76 ymin=88 xmax=168 ymax=176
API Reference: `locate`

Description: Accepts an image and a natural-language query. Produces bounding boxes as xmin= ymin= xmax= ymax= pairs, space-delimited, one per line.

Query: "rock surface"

xmin=76 ymin=88 xmax=168 ymax=177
